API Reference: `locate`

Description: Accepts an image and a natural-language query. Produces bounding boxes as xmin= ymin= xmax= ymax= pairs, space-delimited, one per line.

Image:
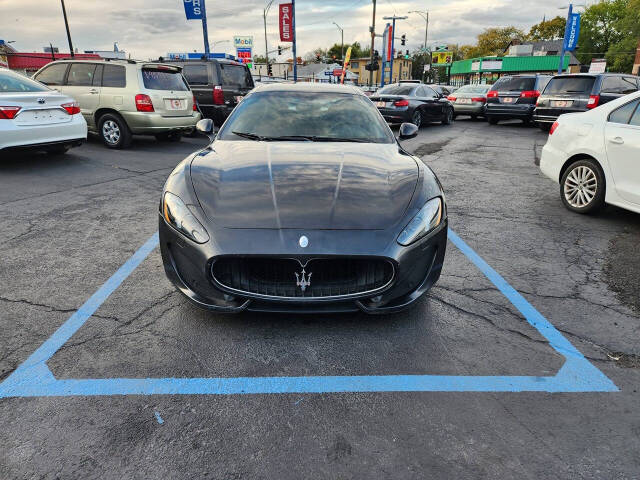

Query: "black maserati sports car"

xmin=159 ymin=83 xmax=447 ymax=314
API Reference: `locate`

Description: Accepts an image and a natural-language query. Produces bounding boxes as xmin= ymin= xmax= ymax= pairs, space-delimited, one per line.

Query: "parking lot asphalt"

xmin=1 ymin=121 xmax=639 ymax=479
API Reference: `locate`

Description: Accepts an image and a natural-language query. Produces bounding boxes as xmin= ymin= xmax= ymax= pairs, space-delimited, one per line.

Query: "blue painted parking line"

xmin=0 ymin=229 xmax=617 ymax=398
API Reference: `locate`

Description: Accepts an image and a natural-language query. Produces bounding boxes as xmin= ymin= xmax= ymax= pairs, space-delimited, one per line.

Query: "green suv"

xmin=33 ymin=60 xmax=201 ymax=148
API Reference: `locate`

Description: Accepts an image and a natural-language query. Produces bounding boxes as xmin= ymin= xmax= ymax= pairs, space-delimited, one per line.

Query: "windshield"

xmin=0 ymin=71 xmax=49 ymax=92
xmin=220 ymin=63 xmax=254 ymax=88
xmin=377 ymin=84 xmax=416 ymax=96
xmin=492 ymin=77 xmax=536 ymax=92
xmin=456 ymin=85 xmax=490 ymax=94
xmin=544 ymin=76 xmax=596 ymax=94
xmin=141 ymin=69 xmax=189 ymax=91
xmin=218 ymin=91 xmax=395 ymax=143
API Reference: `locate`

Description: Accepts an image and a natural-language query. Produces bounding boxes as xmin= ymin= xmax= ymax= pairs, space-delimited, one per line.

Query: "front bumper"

xmin=121 ymin=111 xmax=201 ymax=134
xmin=159 ymin=214 xmax=448 ymax=314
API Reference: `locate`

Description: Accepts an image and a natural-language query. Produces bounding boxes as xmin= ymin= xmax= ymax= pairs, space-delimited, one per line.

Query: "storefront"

xmin=450 ymin=55 xmax=572 ymax=86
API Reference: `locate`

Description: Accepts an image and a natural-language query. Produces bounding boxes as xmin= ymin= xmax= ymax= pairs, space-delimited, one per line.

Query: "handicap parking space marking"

xmin=0 ymin=229 xmax=618 ymax=398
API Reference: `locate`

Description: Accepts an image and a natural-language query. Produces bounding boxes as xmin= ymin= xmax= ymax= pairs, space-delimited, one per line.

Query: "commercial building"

xmin=347 ymin=55 xmax=413 ymax=86
xmin=449 ymin=40 xmax=581 ymax=86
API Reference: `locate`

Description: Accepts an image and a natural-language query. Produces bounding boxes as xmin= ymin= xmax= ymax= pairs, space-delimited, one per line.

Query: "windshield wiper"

xmin=231 ymin=132 xmax=368 ymax=143
xmin=232 ymin=131 xmax=265 ymax=141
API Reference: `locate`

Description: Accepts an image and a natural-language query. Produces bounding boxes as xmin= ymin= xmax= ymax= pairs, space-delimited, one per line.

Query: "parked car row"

xmin=449 ymin=73 xmax=640 ymax=130
xmin=1 ymin=56 xmax=256 ymax=153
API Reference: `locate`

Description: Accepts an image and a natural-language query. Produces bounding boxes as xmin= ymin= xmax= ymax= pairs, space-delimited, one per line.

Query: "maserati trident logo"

xmin=295 ymin=268 xmax=312 ymax=292
xmin=37 ymin=98 xmax=46 ymax=104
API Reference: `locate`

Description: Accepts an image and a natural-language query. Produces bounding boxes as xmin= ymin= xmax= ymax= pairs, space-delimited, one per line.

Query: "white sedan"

xmin=540 ymin=90 xmax=640 ymax=214
xmin=0 ymin=68 xmax=87 ymax=154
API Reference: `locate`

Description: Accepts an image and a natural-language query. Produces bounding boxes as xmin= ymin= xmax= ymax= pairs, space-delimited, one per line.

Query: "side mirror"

xmin=398 ymin=122 xmax=419 ymax=140
xmin=195 ymin=118 xmax=216 ymax=140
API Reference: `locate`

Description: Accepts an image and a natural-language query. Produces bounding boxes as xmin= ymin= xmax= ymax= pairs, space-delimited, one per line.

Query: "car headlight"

xmin=162 ymin=192 xmax=209 ymax=243
xmin=397 ymin=197 xmax=443 ymax=246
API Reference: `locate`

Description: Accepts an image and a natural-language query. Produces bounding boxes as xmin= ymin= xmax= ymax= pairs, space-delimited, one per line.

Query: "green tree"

xmin=462 ymin=26 xmax=525 ymax=58
xmin=527 ymin=16 xmax=566 ymax=41
xmin=576 ymin=0 xmax=628 ymax=64
xmin=606 ymin=0 xmax=640 ymax=72
xmin=327 ymin=41 xmax=371 ymax=60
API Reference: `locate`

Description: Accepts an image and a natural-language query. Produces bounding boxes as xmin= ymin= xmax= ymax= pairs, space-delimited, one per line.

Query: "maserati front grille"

xmin=211 ymin=257 xmax=395 ymax=300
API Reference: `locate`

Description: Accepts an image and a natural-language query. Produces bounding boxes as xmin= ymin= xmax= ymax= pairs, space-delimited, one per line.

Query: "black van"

xmin=485 ymin=75 xmax=552 ymax=124
xmin=534 ymin=73 xmax=640 ymax=130
xmin=169 ymin=59 xmax=254 ymax=126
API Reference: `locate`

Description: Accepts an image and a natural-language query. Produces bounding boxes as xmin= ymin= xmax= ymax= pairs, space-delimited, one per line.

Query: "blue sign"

xmin=564 ymin=13 xmax=581 ymax=52
xmin=183 ymin=0 xmax=203 ymax=20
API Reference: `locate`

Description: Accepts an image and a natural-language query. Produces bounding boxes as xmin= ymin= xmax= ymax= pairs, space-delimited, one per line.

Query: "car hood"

xmin=190 ymin=140 xmax=418 ymax=230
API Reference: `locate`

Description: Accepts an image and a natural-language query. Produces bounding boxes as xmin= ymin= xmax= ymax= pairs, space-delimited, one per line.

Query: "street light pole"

xmin=264 ymin=0 xmax=275 ymax=75
xmin=408 ymin=10 xmax=429 ymax=50
xmin=369 ymin=0 xmax=377 ymax=86
xmin=333 ymin=22 xmax=344 ymax=61
xmin=60 ymin=0 xmax=74 ymax=57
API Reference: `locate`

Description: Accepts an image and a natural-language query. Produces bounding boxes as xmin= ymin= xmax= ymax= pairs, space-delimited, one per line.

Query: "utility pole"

xmin=369 ymin=0 xmax=376 ymax=86
xmin=60 ymin=0 xmax=74 ymax=57
xmin=333 ymin=22 xmax=344 ymax=61
xmin=201 ymin=0 xmax=210 ymax=56
xmin=383 ymin=15 xmax=407 ymax=84
xmin=292 ymin=0 xmax=297 ymax=82
xmin=264 ymin=0 xmax=275 ymax=74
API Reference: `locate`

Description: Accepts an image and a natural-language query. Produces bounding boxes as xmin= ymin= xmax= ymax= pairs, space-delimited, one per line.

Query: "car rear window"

xmin=219 ymin=64 xmax=253 ymax=88
xmin=142 ymin=68 xmax=188 ymax=91
xmin=544 ymin=76 xmax=595 ymax=95
xmin=102 ymin=65 xmax=126 ymax=88
xmin=492 ymin=77 xmax=535 ymax=91
xmin=0 ymin=71 xmax=49 ymax=92
xmin=377 ymin=85 xmax=415 ymax=95
xmin=455 ymin=85 xmax=490 ymax=94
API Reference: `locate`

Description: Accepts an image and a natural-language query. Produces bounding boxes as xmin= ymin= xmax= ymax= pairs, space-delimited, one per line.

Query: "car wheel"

xmin=471 ymin=114 xmax=477 ymax=120
xmin=98 ymin=113 xmax=132 ymax=149
xmin=45 ymin=144 xmax=70 ymax=155
xmin=488 ymin=116 xmax=498 ymax=125
xmin=155 ymin=132 xmax=183 ymax=142
xmin=411 ymin=110 xmax=422 ymax=128
xmin=442 ymin=107 xmax=453 ymax=125
xmin=560 ymin=159 xmax=605 ymax=214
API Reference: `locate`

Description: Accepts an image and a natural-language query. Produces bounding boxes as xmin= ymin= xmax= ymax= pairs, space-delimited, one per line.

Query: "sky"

xmin=0 ymin=0 xmax=567 ymax=60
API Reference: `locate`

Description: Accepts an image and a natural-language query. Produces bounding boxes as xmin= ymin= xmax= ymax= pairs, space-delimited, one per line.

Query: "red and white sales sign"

xmin=279 ymin=3 xmax=293 ymax=42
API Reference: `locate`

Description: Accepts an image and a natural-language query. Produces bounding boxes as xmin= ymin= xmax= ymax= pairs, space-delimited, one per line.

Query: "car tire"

xmin=560 ymin=158 xmax=605 ymax=214
xmin=471 ymin=114 xmax=477 ymax=120
xmin=411 ymin=110 xmax=423 ymax=128
xmin=442 ymin=107 xmax=453 ymax=125
xmin=487 ymin=116 xmax=498 ymax=125
xmin=45 ymin=144 xmax=70 ymax=155
xmin=98 ymin=113 xmax=132 ymax=149
xmin=155 ymin=132 xmax=183 ymax=142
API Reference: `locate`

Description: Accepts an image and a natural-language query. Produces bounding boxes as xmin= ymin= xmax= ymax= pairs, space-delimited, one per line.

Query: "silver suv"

xmin=33 ymin=60 xmax=201 ymax=148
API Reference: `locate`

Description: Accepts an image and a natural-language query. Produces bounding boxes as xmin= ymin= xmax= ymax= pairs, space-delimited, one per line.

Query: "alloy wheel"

xmin=412 ymin=111 xmax=422 ymax=128
xmin=102 ymin=120 xmax=121 ymax=145
xmin=564 ymin=165 xmax=597 ymax=208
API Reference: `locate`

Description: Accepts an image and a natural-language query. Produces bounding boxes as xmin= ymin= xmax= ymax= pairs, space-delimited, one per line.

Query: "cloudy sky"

xmin=1 ymin=0 xmax=565 ymax=60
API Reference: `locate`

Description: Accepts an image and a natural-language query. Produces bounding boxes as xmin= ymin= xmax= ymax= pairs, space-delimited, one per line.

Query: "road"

xmin=1 ymin=120 xmax=639 ymax=479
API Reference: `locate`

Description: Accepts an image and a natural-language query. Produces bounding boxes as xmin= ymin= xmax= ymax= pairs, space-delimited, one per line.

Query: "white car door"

xmin=604 ymin=98 xmax=640 ymax=205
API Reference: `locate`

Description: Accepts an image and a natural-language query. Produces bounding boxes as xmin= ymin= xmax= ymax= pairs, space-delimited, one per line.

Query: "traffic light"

xmin=401 ymin=34 xmax=406 ymax=46
xmin=405 ymin=50 xmax=410 ymax=59
xmin=316 ymin=53 xmax=321 ymax=62
xmin=267 ymin=63 xmax=273 ymax=76
xmin=277 ymin=45 xmax=282 ymax=55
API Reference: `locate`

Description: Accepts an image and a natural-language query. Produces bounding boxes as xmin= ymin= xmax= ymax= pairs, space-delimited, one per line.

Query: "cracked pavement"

xmin=1 ymin=123 xmax=639 ymax=479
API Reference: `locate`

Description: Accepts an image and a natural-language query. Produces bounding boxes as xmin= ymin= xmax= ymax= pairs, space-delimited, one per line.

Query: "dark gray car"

xmin=485 ymin=75 xmax=551 ymax=124
xmin=369 ymin=83 xmax=454 ymax=127
xmin=169 ymin=59 xmax=254 ymax=126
